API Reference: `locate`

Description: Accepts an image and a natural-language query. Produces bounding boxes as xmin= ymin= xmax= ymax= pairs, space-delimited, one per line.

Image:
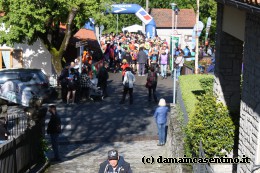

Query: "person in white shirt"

xmin=174 ymin=51 xmax=185 ymax=80
xmin=119 ymin=67 xmax=136 ymax=105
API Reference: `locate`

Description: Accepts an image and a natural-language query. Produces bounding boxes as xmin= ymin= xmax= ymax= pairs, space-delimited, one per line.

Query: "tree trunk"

xmin=52 ymin=7 xmax=78 ymax=74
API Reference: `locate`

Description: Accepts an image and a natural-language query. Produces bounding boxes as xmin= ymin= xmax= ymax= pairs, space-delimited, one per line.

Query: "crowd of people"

xmin=56 ymin=31 xmax=190 ymax=106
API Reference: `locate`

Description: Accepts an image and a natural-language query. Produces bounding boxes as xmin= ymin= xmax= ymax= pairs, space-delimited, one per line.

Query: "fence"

xmin=193 ymin=141 xmax=214 ymax=173
xmin=0 ymin=107 xmax=44 ymax=173
xmin=7 ymin=107 xmax=28 ymax=138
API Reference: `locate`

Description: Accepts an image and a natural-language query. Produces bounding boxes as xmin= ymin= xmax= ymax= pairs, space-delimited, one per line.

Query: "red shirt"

xmin=121 ymin=63 xmax=130 ymax=76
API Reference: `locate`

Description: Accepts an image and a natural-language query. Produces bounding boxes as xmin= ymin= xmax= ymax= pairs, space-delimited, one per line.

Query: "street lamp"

xmin=170 ymin=3 xmax=179 ymax=104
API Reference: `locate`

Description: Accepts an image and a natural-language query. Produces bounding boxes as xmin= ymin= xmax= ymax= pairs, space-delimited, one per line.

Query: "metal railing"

xmin=7 ymin=107 xmax=28 ymax=138
xmin=0 ymin=106 xmax=45 ymax=173
xmin=193 ymin=141 xmax=214 ymax=173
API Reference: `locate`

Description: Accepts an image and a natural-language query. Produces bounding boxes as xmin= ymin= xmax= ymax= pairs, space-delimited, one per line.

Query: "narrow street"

xmin=44 ymin=72 xmax=174 ymax=173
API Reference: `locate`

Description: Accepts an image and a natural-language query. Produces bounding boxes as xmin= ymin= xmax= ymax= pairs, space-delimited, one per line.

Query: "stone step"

xmin=45 ymin=140 xmax=173 ymax=173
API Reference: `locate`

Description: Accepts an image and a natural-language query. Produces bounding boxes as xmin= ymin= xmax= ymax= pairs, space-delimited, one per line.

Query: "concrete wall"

xmin=14 ymin=39 xmax=53 ymax=76
xmin=0 ymin=39 xmax=53 ymax=76
xmin=223 ymin=6 xmax=246 ymax=41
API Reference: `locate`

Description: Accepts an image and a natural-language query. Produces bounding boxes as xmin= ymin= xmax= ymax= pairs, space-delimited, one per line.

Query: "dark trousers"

xmin=100 ymin=83 xmax=108 ymax=97
xmin=121 ymin=87 xmax=133 ymax=104
xmin=148 ymin=85 xmax=157 ymax=102
xmin=61 ymin=85 xmax=68 ymax=102
xmin=50 ymin=134 xmax=60 ymax=159
xmin=80 ymin=86 xmax=90 ymax=100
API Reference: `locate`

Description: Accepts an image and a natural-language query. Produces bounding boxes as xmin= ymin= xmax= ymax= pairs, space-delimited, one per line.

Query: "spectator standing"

xmin=174 ymin=51 xmax=184 ymax=80
xmin=154 ymin=98 xmax=169 ymax=146
xmin=58 ymin=63 xmax=70 ymax=103
xmin=119 ymin=67 xmax=135 ymax=105
xmin=79 ymin=66 xmax=91 ymax=102
xmin=159 ymin=48 xmax=168 ymax=79
xmin=98 ymin=149 xmax=132 ymax=173
xmin=47 ymin=105 xmax=61 ymax=161
xmin=109 ymin=44 xmax=115 ymax=70
xmin=137 ymin=47 xmax=148 ymax=76
xmin=66 ymin=68 xmax=79 ymax=104
xmin=97 ymin=62 xmax=109 ymax=98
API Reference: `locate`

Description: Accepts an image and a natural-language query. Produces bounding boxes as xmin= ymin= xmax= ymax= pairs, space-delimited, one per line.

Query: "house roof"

xmin=151 ymin=8 xmax=196 ymax=28
xmin=72 ymin=28 xmax=101 ymax=53
xmin=74 ymin=28 xmax=96 ymax=40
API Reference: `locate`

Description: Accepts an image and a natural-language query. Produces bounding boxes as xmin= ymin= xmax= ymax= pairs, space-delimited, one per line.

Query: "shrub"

xmin=184 ymin=60 xmax=195 ymax=69
xmin=184 ymin=81 xmax=235 ymax=157
xmin=179 ymin=74 xmax=214 ymax=116
xmin=199 ymin=77 xmax=214 ymax=93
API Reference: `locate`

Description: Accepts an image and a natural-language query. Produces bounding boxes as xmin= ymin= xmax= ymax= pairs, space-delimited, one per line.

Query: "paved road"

xmin=44 ymin=71 xmax=174 ymax=173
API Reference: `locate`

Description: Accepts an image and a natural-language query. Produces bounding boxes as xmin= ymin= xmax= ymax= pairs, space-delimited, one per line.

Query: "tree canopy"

xmin=0 ymin=0 xmax=113 ymax=73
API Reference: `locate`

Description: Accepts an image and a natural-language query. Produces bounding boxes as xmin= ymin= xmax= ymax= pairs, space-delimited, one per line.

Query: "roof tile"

xmin=151 ymin=8 xmax=196 ymax=28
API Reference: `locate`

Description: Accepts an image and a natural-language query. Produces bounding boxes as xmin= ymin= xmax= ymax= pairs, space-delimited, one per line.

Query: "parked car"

xmin=0 ymin=68 xmax=57 ymax=106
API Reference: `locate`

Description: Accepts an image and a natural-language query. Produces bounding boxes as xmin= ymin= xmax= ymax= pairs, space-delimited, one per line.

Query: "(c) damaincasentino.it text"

xmin=142 ymin=155 xmax=250 ymax=164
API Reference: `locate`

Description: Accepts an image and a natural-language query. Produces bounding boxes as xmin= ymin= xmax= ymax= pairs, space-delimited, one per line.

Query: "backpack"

xmin=146 ymin=71 xmax=157 ymax=87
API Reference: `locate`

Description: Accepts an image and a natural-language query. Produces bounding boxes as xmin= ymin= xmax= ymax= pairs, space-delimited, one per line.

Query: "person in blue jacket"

xmin=98 ymin=149 xmax=132 ymax=173
xmin=154 ymin=98 xmax=169 ymax=146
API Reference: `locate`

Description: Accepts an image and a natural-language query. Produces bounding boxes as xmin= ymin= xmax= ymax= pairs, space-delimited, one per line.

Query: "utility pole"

xmin=143 ymin=0 xmax=149 ymax=34
xmin=195 ymin=0 xmax=200 ymax=74
xmin=146 ymin=0 xmax=149 ymax=11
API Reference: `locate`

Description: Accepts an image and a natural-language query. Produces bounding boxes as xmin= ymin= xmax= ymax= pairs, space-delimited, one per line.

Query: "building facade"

xmin=214 ymin=0 xmax=260 ymax=172
xmin=0 ymin=39 xmax=53 ymax=76
xmin=151 ymin=8 xmax=196 ymax=50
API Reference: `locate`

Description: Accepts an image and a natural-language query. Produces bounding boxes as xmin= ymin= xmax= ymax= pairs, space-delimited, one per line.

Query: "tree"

xmin=0 ymin=0 xmax=112 ymax=74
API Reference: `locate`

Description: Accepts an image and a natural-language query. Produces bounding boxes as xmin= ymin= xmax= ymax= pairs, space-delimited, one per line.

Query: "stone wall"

xmin=166 ymin=104 xmax=191 ymax=173
xmin=237 ymin=12 xmax=260 ymax=173
xmin=214 ymin=3 xmax=243 ymax=115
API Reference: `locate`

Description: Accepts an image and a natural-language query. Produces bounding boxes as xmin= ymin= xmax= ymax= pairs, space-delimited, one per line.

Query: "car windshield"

xmin=0 ymin=73 xmax=19 ymax=84
xmin=0 ymin=69 xmax=48 ymax=84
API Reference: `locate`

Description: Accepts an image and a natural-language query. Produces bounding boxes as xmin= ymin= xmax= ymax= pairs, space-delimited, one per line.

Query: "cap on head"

xmin=108 ymin=150 xmax=118 ymax=160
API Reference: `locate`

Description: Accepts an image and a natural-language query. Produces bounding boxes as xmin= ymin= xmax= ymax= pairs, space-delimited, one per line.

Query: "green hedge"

xmin=179 ymin=74 xmax=235 ymax=157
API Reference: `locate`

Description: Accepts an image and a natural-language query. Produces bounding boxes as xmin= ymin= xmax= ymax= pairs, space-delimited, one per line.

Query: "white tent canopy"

xmin=122 ymin=24 xmax=143 ymax=33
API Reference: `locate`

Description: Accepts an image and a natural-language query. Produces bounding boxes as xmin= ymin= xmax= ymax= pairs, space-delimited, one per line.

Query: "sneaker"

xmin=138 ymin=74 xmax=141 ymax=76
xmin=157 ymin=143 xmax=163 ymax=146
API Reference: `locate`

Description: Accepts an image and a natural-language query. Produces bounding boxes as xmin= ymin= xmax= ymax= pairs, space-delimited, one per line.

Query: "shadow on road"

xmin=45 ymin=72 xmax=174 ymax=159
